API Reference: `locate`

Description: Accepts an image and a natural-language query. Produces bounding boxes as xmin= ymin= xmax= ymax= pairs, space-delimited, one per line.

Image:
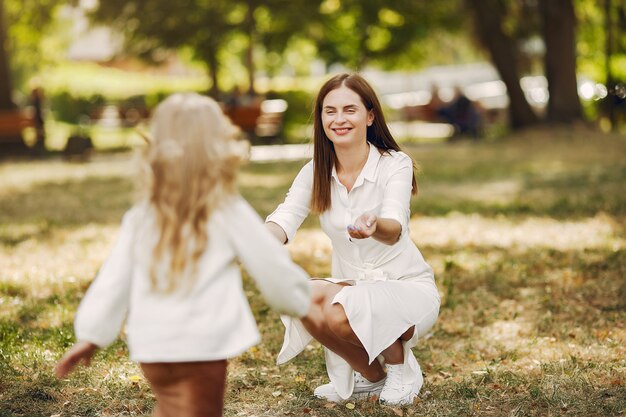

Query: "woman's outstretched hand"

xmin=347 ymin=214 xmax=377 ymax=239
xmin=55 ymin=341 xmax=98 ymax=378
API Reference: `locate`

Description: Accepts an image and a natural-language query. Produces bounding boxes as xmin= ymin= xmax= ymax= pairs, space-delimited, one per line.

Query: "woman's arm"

xmin=348 ymin=153 xmax=414 ymax=245
xmin=266 ymin=221 xmax=288 ymax=244
xmin=265 ymin=162 xmax=313 ymax=243
xmin=348 ymin=214 xmax=401 ymax=245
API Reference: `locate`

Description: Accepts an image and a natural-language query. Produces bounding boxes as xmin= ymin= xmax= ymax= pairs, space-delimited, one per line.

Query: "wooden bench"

xmin=224 ymin=99 xmax=287 ymax=143
xmin=0 ymin=110 xmax=33 ymax=142
xmin=225 ymin=105 xmax=262 ymax=135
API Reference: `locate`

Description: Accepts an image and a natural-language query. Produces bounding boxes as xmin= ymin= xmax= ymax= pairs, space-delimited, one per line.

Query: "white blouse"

xmin=74 ymin=196 xmax=311 ymax=363
xmin=267 ymin=143 xmax=434 ymax=284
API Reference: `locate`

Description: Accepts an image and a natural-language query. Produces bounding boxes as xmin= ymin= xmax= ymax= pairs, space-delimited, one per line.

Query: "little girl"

xmin=55 ymin=93 xmax=311 ymax=417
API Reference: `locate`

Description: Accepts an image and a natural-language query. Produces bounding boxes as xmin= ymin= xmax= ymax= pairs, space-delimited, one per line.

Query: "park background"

xmin=0 ymin=0 xmax=625 ymax=416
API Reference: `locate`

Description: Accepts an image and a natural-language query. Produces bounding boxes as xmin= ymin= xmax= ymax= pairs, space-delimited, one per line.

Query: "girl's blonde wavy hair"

xmin=141 ymin=93 xmax=248 ymax=293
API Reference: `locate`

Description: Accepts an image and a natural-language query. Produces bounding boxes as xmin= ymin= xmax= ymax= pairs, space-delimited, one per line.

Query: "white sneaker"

xmin=379 ymin=361 xmax=423 ymax=406
xmin=314 ymin=372 xmax=386 ymax=402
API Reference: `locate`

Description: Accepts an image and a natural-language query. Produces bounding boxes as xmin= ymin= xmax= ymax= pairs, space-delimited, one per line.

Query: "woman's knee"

xmin=324 ymin=303 xmax=352 ymax=339
xmin=309 ymin=280 xmax=330 ymax=305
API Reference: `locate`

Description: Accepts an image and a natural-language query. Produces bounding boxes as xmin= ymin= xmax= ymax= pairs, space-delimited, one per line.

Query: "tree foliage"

xmin=310 ymin=0 xmax=464 ymax=70
xmin=1 ymin=0 xmax=63 ymax=109
xmin=88 ymin=0 xmax=323 ymax=95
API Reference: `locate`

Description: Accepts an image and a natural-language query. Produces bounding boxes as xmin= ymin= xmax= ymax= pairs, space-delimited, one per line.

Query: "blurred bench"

xmin=0 ymin=110 xmax=33 ymax=142
xmin=225 ymin=105 xmax=261 ymax=134
xmin=224 ymin=99 xmax=287 ymax=144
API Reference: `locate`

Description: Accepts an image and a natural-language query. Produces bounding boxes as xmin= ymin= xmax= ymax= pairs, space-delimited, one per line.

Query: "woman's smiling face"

xmin=321 ymin=85 xmax=374 ymax=148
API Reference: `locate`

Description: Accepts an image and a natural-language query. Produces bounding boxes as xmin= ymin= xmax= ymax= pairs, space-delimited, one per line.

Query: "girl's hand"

xmin=347 ymin=214 xmax=377 ymax=239
xmin=55 ymin=341 xmax=98 ymax=378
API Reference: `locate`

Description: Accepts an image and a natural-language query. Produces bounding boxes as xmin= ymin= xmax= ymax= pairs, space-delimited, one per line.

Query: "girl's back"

xmin=75 ymin=195 xmax=310 ymax=363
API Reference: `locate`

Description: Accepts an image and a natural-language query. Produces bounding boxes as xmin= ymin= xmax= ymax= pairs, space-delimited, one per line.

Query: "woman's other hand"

xmin=348 ymin=214 xmax=377 ymax=239
xmin=55 ymin=341 xmax=98 ymax=378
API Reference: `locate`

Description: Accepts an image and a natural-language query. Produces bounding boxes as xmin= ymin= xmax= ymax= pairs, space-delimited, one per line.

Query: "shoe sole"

xmin=315 ymin=388 xmax=383 ymax=403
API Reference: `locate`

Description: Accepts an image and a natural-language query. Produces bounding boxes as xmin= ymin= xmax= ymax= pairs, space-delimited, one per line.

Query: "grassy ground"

xmin=0 ymin=127 xmax=624 ymax=416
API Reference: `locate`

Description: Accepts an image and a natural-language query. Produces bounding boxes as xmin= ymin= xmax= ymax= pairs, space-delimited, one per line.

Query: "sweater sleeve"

xmin=74 ymin=209 xmax=136 ymax=348
xmin=225 ymin=196 xmax=311 ymax=318
xmin=265 ymin=161 xmax=313 ymax=243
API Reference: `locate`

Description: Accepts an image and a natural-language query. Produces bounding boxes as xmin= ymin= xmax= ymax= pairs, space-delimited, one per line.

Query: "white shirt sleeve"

xmin=379 ymin=153 xmax=413 ymax=236
xmin=265 ymin=161 xmax=312 ymax=243
xmin=225 ymin=196 xmax=311 ymax=318
xmin=74 ymin=210 xmax=136 ymax=348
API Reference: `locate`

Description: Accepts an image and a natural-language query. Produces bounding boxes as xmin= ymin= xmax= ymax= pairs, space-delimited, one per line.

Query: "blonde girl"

xmin=56 ymin=93 xmax=311 ymax=417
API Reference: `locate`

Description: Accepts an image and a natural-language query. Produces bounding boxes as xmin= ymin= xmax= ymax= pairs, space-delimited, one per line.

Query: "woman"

xmin=266 ymin=74 xmax=440 ymax=405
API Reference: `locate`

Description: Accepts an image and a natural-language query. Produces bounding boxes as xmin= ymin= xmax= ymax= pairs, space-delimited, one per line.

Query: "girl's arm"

xmin=225 ymin=196 xmax=311 ymax=318
xmin=56 ymin=210 xmax=136 ymax=378
xmin=69 ymin=210 xmax=136 ymax=357
xmin=55 ymin=341 xmax=98 ymax=378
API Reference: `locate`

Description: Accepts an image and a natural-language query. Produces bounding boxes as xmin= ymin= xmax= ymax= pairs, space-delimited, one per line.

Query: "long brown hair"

xmin=311 ymin=73 xmax=417 ymax=214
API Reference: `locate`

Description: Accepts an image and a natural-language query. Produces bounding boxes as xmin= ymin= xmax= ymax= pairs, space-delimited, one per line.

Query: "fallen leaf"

xmin=272 ymin=391 xmax=282 ymax=397
xmin=128 ymin=375 xmax=143 ymax=382
xmin=294 ymin=375 xmax=306 ymax=383
xmin=302 ymin=407 xmax=311 ymax=414
xmin=323 ymin=402 xmax=336 ymax=409
xmin=391 ymin=407 xmax=403 ymax=416
xmin=345 ymin=402 xmax=355 ymax=409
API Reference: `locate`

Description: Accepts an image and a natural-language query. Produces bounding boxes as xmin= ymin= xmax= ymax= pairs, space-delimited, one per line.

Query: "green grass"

xmin=0 ymin=127 xmax=625 ymax=416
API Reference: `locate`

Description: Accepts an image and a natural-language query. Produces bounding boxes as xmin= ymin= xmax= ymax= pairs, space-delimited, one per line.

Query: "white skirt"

xmin=277 ymin=278 xmax=440 ymax=399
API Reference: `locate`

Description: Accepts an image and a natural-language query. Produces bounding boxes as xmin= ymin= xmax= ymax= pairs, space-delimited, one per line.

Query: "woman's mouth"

xmin=332 ymin=127 xmax=352 ymax=135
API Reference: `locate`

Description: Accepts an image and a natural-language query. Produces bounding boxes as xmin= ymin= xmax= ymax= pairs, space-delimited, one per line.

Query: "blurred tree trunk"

xmin=0 ymin=0 xmax=15 ymax=110
xmin=245 ymin=4 xmax=255 ymax=95
xmin=206 ymin=44 xmax=220 ymax=98
xmin=466 ymin=0 xmax=539 ymax=129
xmin=539 ymin=0 xmax=583 ymax=123
xmin=604 ymin=0 xmax=617 ymax=131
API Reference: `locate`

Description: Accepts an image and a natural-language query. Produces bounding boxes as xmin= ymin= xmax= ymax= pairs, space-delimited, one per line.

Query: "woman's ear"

xmin=367 ymin=111 xmax=374 ymax=127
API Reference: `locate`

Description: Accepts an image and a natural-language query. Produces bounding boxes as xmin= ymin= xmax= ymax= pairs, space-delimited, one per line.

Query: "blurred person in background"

xmin=30 ymin=86 xmax=46 ymax=151
xmin=437 ymin=86 xmax=483 ymax=138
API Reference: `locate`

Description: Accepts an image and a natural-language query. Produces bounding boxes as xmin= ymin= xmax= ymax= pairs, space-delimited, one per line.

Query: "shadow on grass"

xmin=0 ymin=177 xmax=133 ymax=246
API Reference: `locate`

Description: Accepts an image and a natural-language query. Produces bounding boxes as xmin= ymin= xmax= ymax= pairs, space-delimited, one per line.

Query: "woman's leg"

xmin=141 ymin=360 xmax=228 ymax=417
xmin=380 ymin=326 xmax=415 ymax=365
xmin=301 ymin=280 xmax=385 ymax=382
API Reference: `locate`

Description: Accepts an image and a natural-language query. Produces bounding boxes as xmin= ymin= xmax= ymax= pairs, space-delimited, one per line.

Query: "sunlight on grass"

xmin=410 ymin=212 xmax=624 ymax=251
xmin=0 ymin=153 xmax=135 ymax=196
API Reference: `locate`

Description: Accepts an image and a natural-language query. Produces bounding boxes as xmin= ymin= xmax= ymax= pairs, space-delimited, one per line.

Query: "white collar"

xmin=331 ymin=142 xmax=382 ymax=188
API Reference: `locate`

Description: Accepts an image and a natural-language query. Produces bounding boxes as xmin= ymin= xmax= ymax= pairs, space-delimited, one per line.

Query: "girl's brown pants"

xmin=140 ymin=360 xmax=228 ymax=417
